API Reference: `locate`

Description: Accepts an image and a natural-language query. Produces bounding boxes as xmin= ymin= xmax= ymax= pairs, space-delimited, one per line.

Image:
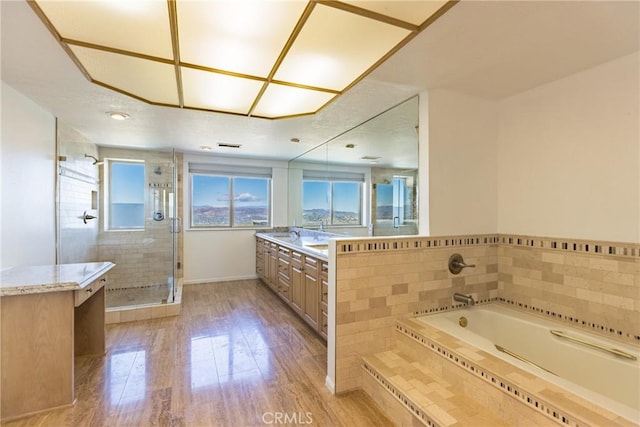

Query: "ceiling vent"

xmin=217 ymin=142 xmax=242 ymax=149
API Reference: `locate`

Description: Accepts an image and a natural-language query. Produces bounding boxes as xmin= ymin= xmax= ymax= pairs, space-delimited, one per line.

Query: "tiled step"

xmin=393 ymin=318 xmax=635 ymax=427
xmin=363 ymin=349 xmax=510 ymax=427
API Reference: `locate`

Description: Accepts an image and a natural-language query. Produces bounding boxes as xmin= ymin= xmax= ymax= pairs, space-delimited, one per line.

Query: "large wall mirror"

xmin=288 ymin=95 xmax=419 ymax=236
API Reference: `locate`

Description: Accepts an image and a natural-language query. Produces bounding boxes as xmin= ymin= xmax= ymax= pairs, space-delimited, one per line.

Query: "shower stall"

xmin=56 ymin=123 xmax=181 ymax=317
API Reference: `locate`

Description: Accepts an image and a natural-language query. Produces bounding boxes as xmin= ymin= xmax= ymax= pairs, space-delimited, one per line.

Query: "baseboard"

xmin=183 ymin=274 xmax=259 ymax=285
xmin=325 ymin=376 xmax=336 ymax=395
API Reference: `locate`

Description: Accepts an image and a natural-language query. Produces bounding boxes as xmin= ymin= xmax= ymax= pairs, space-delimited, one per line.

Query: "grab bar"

xmin=495 ymin=344 xmax=557 ymax=375
xmin=550 ymin=330 xmax=637 ymax=361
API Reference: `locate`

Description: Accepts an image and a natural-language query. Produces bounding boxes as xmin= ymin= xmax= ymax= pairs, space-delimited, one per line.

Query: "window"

xmin=189 ymin=163 xmax=271 ymax=228
xmin=302 ymin=170 xmax=363 ymax=226
xmin=108 ymin=160 xmax=145 ymax=229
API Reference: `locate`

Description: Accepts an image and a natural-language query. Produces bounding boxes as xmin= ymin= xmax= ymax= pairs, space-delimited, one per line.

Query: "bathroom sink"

xmin=303 ymin=243 xmax=329 ymax=250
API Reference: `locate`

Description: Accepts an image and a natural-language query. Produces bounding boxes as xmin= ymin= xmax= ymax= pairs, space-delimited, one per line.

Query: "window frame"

xmin=302 ymin=178 xmax=363 ymax=227
xmin=189 ymin=167 xmax=272 ymax=229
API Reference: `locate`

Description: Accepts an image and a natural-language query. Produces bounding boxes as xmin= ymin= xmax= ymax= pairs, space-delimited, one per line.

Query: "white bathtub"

xmin=417 ymin=304 xmax=639 ymax=424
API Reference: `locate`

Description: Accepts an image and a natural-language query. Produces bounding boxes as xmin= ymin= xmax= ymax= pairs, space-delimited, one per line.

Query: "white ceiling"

xmin=2 ymin=0 xmax=638 ymax=162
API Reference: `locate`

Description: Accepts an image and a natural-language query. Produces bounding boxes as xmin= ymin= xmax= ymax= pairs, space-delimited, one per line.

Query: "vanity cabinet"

xmin=256 ymin=236 xmax=327 ymax=339
xmin=0 ymin=262 xmax=114 ymax=422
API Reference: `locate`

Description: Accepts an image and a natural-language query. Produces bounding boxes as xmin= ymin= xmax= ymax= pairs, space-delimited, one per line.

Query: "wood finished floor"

xmin=3 ymin=279 xmax=391 ymax=427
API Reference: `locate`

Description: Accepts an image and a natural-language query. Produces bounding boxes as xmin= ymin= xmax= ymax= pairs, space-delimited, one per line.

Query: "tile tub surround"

xmin=334 ymin=234 xmax=500 ymax=393
xmin=498 ymin=235 xmax=640 ymax=342
xmin=332 ymin=233 xmax=639 ymax=393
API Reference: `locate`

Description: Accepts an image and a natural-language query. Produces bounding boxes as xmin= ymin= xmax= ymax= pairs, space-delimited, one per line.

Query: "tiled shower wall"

xmin=333 ymin=234 xmax=640 ymax=393
xmin=97 ymin=147 xmax=180 ymax=293
xmin=56 ymin=122 xmax=100 ymax=264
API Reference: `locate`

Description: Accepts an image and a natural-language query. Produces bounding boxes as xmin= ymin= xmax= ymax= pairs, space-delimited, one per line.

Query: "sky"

xmin=303 ymin=181 xmax=360 ymax=212
xmin=111 ymin=162 xmax=145 ymax=204
xmin=192 ymin=175 xmax=268 ymax=207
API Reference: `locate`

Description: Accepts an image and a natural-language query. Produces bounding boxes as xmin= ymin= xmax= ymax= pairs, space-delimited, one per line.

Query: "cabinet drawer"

xmin=291 ymin=251 xmax=304 ymax=263
xmin=278 ymin=246 xmax=290 ymax=258
xmin=278 ymin=258 xmax=290 ymax=277
xmin=74 ymin=276 xmax=106 ymax=307
xmin=320 ymin=262 xmax=328 ymax=278
xmin=321 ymin=282 xmax=328 ymax=304
xmin=304 ymin=256 xmax=318 ymax=269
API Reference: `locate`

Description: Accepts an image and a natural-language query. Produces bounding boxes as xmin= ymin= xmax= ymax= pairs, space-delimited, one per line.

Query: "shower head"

xmin=84 ymin=154 xmax=104 ymax=166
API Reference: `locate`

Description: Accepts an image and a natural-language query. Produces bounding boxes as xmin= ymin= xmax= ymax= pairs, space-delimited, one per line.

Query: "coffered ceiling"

xmin=30 ymin=0 xmax=450 ymax=119
xmin=1 ymin=1 xmax=638 ymax=161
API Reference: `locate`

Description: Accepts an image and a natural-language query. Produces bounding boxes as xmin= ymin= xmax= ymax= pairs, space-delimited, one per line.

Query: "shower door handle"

xmin=170 ymin=217 xmax=182 ymax=233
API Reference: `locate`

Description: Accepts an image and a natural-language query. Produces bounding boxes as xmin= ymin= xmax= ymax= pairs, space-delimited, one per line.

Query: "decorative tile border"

xmin=499 ymin=234 xmax=640 ymax=259
xmin=335 ymin=233 xmax=639 ymax=259
xmin=412 ymin=297 xmax=499 ymax=316
xmin=413 ymin=299 xmax=640 ymax=343
xmin=498 ymin=298 xmax=640 ymax=342
xmin=395 ymin=321 xmax=587 ymax=427
xmin=336 ymin=234 xmax=499 ymax=255
xmin=106 ymin=283 xmax=168 ymax=292
xmin=362 ymin=363 xmax=439 ymax=427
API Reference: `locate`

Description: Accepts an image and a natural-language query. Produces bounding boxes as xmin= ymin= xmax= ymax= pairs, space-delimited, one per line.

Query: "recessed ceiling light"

xmin=290 ymin=138 xmax=300 ymax=143
xmin=199 ymin=145 xmax=212 ymax=151
xmin=107 ymin=111 xmax=130 ymax=120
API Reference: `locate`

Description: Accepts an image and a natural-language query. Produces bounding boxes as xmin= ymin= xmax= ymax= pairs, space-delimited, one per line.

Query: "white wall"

xmin=182 ymin=155 xmax=289 ymax=283
xmin=497 ymin=52 xmax=640 ymax=243
xmin=1 ymin=82 xmax=56 ymax=268
xmin=427 ymin=89 xmax=499 ymax=235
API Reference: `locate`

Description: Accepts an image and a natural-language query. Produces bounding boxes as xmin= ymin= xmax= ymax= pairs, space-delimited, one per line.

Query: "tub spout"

xmin=453 ymin=293 xmax=475 ymax=306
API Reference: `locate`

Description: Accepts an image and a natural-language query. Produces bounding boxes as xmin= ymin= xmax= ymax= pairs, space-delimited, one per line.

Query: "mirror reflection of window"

xmin=289 ymin=95 xmax=419 ymax=236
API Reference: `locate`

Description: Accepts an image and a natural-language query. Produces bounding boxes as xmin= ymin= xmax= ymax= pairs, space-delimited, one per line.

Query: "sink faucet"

xmin=319 ymin=220 xmax=324 ymax=232
xmin=290 ymin=228 xmax=301 ymax=239
xmin=453 ymin=293 xmax=475 ymax=306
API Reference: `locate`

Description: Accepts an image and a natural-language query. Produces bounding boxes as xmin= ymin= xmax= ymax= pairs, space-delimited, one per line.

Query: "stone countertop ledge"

xmin=0 ymin=262 xmax=115 ymax=296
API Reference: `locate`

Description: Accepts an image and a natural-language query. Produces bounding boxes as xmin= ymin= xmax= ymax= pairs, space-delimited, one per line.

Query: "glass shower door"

xmin=373 ymin=174 xmax=418 ymax=236
xmin=56 ymin=125 xmax=178 ymax=309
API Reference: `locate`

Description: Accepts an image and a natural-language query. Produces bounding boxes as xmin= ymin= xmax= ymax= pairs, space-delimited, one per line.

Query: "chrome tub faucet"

xmin=453 ymin=293 xmax=475 ymax=306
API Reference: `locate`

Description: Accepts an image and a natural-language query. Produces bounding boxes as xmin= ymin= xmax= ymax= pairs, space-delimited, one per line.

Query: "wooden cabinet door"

xmin=319 ymin=261 xmax=329 ymax=339
xmin=256 ymin=238 xmax=265 ymax=278
xmin=268 ymin=244 xmax=278 ymax=290
xmin=290 ymin=252 xmax=304 ymax=315
xmin=277 ymin=247 xmax=291 ymax=302
xmin=303 ymin=257 xmax=319 ymax=329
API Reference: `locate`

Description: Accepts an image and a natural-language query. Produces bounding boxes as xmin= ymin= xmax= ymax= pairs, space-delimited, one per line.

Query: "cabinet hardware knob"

xmin=86 ymin=288 xmax=93 ymax=293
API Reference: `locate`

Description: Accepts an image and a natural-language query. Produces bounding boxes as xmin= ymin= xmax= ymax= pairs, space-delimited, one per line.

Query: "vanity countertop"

xmin=0 ymin=262 xmax=115 ymax=296
xmin=256 ymin=232 xmax=331 ymax=259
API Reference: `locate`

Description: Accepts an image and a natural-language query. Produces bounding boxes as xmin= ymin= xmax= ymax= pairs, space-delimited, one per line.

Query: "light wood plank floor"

xmin=3 ymin=279 xmax=391 ymax=427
